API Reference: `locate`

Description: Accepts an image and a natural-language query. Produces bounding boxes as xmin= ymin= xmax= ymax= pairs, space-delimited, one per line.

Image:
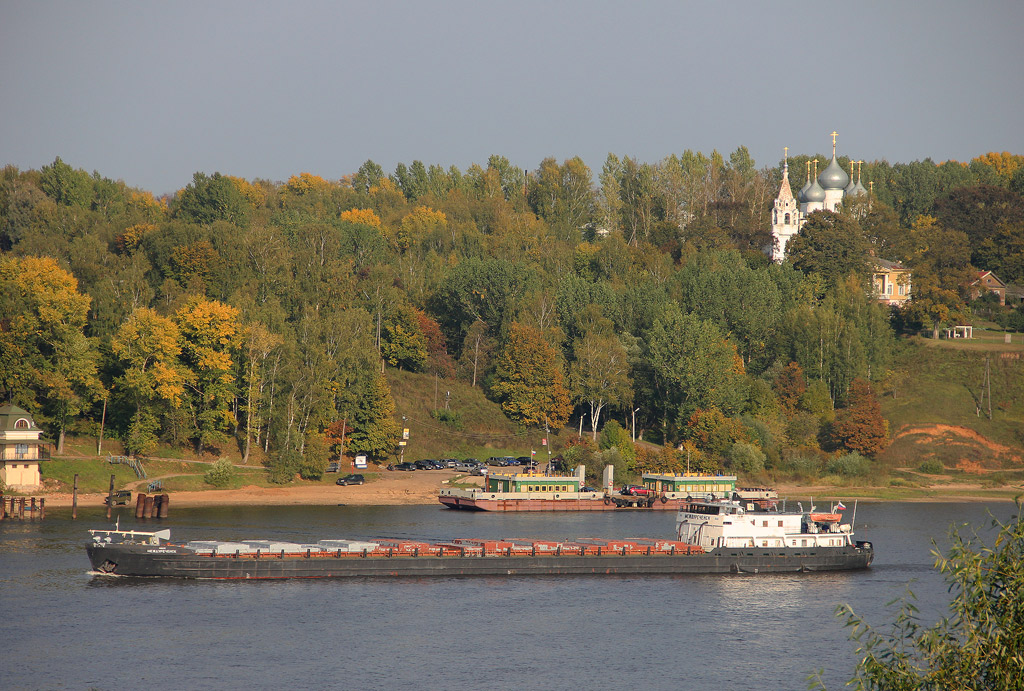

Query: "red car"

xmin=620 ymin=484 xmax=653 ymax=496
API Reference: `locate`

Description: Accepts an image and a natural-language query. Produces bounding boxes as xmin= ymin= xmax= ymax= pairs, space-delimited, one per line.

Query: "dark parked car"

xmin=390 ymin=462 xmax=417 ymax=471
xmin=336 ymin=473 xmax=365 ymax=486
xmin=441 ymin=458 xmax=459 ymax=468
xmin=415 ymin=459 xmax=439 ymax=470
xmin=515 ymin=456 xmax=533 ymax=466
xmin=581 ymin=486 xmax=597 ymax=493
xmin=620 ymin=484 xmax=653 ymax=496
xmin=325 ymin=462 xmax=340 ymax=473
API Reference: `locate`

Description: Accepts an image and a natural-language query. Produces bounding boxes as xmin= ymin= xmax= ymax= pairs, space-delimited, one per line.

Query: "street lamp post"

xmin=632 ymin=407 xmax=640 ymax=442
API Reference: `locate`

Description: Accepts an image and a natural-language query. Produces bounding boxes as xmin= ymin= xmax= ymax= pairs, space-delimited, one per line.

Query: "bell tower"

xmin=770 ymin=147 xmax=801 ymax=262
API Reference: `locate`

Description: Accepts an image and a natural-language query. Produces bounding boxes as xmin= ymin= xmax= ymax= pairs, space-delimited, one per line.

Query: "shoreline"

xmin=27 ymin=472 xmax=1023 ymax=509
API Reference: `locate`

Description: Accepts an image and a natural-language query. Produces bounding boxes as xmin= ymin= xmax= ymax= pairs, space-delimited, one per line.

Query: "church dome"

xmin=818 ymin=156 xmax=850 ymax=190
xmin=804 ymin=178 xmax=826 ymax=203
xmin=850 ymin=180 xmax=868 ymax=197
xmin=798 ymin=178 xmax=812 ymax=203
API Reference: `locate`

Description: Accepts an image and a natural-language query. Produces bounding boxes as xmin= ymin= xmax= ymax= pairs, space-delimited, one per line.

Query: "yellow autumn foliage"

xmin=286 ymin=172 xmax=333 ymax=196
xmin=226 ymin=175 xmax=267 ymax=208
xmin=339 ymin=208 xmax=382 ymax=228
xmin=972 ymin=151 xmax=1024 ymax=179
xmin=116 ymin=223 xmax=158 ymax=254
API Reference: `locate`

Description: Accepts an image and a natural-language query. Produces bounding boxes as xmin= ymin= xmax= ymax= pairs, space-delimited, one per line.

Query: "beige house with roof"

xmin=0 ymin=403 xmax=50 ymax=490
xmin=872 ymin=258 xmax=912 ymax=306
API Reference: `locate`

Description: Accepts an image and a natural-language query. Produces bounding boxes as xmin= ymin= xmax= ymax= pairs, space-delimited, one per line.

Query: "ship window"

xmin=778 ymin=521 xmax=783 ymax=527
xmin=762 ymin=521 xmax=768 ymax=527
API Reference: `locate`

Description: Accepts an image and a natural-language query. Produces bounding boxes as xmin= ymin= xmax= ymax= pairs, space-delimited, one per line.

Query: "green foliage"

xmin=203 ymin=457 xmax=237 ymax=488
xmin=174 ymin=172 xmax=251 ymax=225
xmin=430 ymin=408 xmax=463 ymax=430
xmin=825 ymin=451 xmax=872 ymax=477
xmin=828 ymin=506 xmax=1024 ymax=689
xmin=918 ymin=458 xmax=944 ymax=474
xmin=728 ymin=442 xmax=765 ymax=474
xmin=39 ymin=157 xmax=94 ymax=207
xmin=787 ymin=210 xmax=871 ymax=288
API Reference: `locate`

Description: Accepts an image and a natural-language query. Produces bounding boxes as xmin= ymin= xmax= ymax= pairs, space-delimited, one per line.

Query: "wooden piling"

xmin=72 ymin=474 xmax=78 ymax=520
xmin=106 ymin=474 xmax=115 ymax=520
xmin=39 ymin=497 xmax=45 ymax=519
xmin=19 ymin=497 xmax=26 ymax=519
xmin=144 ymin=494 xmax=155 ymax=518
xmin=158 ymin=493 xmax=169 ymax=518
xmin=135 ymin=493 xmax=147 ymax=519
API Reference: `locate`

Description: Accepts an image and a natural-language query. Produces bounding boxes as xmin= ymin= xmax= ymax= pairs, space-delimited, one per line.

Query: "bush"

xmin=918 ymin=458 xmax=944 ymax=474
xmin=728 ymin=442 xmax=766 ymax=474
xmin=265 ymin=447 xmax=301 ymax=484
xmin=826 ymin=451 xmax=872 ymax=477
xmin=430 ymin=408 xmax=463 ymax=430
xmin=781 ymin=449 xmax=825 ymax=478
xmin=203 ymin=457 xmax=236 ymax=488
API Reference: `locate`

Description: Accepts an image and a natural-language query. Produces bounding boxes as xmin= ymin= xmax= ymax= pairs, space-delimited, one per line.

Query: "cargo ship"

xmin=439 ymin=469 xmax=756 ymax=511
xmin=86 ymin=497 xmax=872 ymax=579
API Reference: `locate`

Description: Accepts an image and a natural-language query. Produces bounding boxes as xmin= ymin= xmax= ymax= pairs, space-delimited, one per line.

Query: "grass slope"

xmin=386 ymin=369 xmax=564 ymax=462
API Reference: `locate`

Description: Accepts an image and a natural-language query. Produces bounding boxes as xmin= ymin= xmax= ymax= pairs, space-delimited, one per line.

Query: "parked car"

xmin=325 ymin=462 xmax=340 ymax=473
xmin=487 ymin=456 xmax=504 ymax=466
xmin=620 ymin=484 xmax=653 ymax=496
xmin=581 ymin=486 xmax=597 ymax=493
xmin=391 ymin=462 xmax=417 ymax=471
xmin=515 ymin=456 xmax=533 ymax=466
xmin=104 ymin=490 xmax=132 ymax=506
xmin=441 ymin=458 xmax=459 ymax=468
xmin=415 ymin=459 xmax=439 ymax=470
xmin=470 ymin=466 xmax=487 ymax=476
xmin=454 ymin=461 xmax=478 ymax=472
xmin=336 ymin=473 xmax=365 ymax=486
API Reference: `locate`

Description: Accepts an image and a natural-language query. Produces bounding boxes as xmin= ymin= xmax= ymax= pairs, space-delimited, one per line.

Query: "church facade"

xmin=768 ymin=133 xmax=866 ymax=262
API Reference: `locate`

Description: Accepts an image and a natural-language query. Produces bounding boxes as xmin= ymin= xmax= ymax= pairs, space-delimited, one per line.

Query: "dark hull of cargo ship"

xmin=87 ymin=542 xmax=873 ymax=579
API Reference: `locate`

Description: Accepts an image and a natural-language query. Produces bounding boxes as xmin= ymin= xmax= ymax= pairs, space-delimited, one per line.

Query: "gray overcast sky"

xmin=2 ymin=1 xmax=1022 ymax=195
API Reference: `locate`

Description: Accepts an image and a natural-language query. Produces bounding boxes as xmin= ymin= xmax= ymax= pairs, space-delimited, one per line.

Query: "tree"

xmin=490 ymin=322 xmax=571 ymax=427
xmin=175 ymin=297 xmax=240 ymax=452
xmin=774 ymin=362 xmax=807 ymax=414
xmin=787 ymin=210 xmax=871 ymax=288
xmin=826 ymin=506 xmax=1024 ymax=690
xmin=829 ymin=378 xmax=887 ymax=456
xmin=38 ymin=156 xmax=93 ymax=208
xmin=174 ymin=172 xmax=251 ymax=225
xmin=0 ymin=256 xmax=102 ymax=451
xmin=569 ymin=331 xmax=632 ymax=440
xmin=345 ymin=370 xmax=400 ymax=460
xmin=111 ymin=307 xmax=187 ymax=455
xmin=644 ymin=306 xmax=746 ymax=432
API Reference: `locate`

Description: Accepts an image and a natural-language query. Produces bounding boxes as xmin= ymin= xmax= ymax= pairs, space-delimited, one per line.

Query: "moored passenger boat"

xmin=439 ymin=470 xmax=762 ymax=511
xmin=86 ymin=497 xmax=872 ymax=579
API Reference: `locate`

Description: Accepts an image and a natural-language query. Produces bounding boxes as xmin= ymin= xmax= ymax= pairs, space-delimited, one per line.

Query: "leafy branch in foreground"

xmin=812 ymin=501 xmax=1024 ymax=690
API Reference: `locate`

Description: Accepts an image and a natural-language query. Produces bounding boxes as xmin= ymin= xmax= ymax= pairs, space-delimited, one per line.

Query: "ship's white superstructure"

xmin=675 ymin=499 xmax=854 ymax=551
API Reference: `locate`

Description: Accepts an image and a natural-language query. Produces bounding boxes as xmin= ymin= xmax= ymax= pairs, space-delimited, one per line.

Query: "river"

xmin=0 ymin=501 xmax=1016 ymax=690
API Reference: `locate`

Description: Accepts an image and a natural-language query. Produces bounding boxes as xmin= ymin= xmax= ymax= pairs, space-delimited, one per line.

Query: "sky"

xmin=2 ymin=1 xmax=1022 ymax=196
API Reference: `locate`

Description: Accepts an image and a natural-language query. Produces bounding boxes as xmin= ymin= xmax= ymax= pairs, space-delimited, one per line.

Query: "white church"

xmin=769 ymin=132 xmax=867 ymax=262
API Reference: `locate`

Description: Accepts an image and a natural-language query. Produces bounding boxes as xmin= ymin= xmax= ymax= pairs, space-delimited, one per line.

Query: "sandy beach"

xmin=38 ymin=470 xmax=467 ymax=508
xmin=34 ymin=469 xmax=1019 ymax=509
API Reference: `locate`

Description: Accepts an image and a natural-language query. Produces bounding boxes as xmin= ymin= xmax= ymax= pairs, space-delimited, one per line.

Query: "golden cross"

xmin=831 ymin=130 xmax=838 ymax=149
xmin=784 ymin=146 xmax=789 ymax=159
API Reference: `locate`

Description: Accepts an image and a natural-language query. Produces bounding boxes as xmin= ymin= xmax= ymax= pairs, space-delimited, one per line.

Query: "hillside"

xmin=386 ymin=369 xmax=566 ymax=462
xmin=878 ymin=339 xmax=1024 ymax=473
